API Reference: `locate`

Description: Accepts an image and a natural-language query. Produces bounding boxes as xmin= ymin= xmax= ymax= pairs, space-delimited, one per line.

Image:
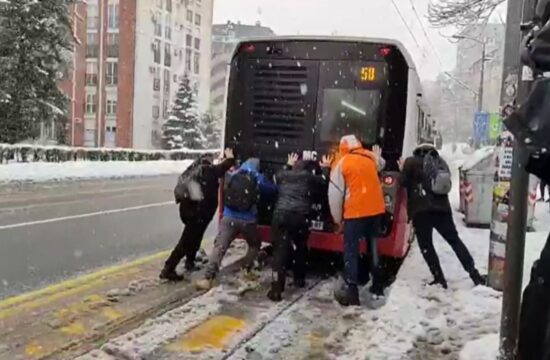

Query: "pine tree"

xmin=200 ymin=112 xmax=222 ymax=149
xmin=162 ymin=75 xmax=203 ymax=149
xmin=0 ymin=0 xmax=73 ymax=144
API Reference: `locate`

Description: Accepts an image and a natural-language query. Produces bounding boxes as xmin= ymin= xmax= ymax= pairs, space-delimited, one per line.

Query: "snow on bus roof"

xmin=232 ymin=35 xmax=417 ymax=71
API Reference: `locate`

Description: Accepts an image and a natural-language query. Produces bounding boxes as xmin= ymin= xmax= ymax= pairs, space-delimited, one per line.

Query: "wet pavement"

xmin=0 ymin=175 xmax=217 ymax=299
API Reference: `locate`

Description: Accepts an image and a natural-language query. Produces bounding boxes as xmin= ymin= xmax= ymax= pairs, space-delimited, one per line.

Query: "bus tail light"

xmin=241 ymin=44 xmax=256 ymax=53
xmin=379 ymin=47 xmax=392 ymax=57
xmin=383 ymin=175 xmax=395 ymax=186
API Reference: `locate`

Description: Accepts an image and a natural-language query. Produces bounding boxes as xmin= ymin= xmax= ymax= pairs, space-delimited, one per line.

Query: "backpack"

xmin=223 ymin=170 xmax=259 ymax=212
xmin=174 ymin=160 xmax=204 ymax=204
xmin=422 ymin=152 xmax=452 ymax=195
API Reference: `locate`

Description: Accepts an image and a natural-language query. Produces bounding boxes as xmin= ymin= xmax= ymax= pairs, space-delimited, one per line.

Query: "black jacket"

xmin=400 ymin=145 xmax=452 ymax=220
xmin=273 ymin=165 xmax=329 ymax=218
xmin=179 ymin=158 xmax=235 ymax=221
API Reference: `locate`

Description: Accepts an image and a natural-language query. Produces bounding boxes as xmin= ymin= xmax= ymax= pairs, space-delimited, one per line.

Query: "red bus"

xmin=221 ymin=36 xmax=434 ymax=259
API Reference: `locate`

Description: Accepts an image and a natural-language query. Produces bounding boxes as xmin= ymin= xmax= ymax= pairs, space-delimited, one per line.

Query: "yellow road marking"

xmin=0 ymin=250 xmax=169 ymax=319
xmin=167 ymin=315 xmax=246 ymax=353
xmin=60 ymin=321 xmax=86 ymax=336
xmin=102 ymin=307 xmax=123 ymax=321
xmin=25 ymin=341 xmax=46 ymax=358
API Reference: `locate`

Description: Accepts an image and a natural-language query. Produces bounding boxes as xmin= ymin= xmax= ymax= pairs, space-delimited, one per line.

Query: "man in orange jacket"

xmin=329 ymin=134 xmax=386 ymax=306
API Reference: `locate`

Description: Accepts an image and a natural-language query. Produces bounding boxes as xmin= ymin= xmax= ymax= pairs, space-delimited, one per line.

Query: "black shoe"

xmin=184 ymin=261 xmax=197 ymax=272
xmin=428 ymin=278 xmax=448 ymax=289
xmin=471 ymin=272 xmax=487 ymax=286
xmin=334 ymin=284 xmax=360 ymax=306
xmin=159 ymin=268 xmax=184 ymax=282
xmin=267 ymin=281 xmax=284 ymax=302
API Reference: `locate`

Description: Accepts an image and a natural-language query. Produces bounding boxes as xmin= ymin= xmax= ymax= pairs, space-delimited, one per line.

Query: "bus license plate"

xmin=310 ymin=220 xmax=324 ymax=231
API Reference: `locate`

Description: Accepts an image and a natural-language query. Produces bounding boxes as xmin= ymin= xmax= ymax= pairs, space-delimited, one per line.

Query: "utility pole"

xmin=478 ymin=41 xmax=486 ymax=112
xmin=487 ymin=0 xmax=536 ymax=358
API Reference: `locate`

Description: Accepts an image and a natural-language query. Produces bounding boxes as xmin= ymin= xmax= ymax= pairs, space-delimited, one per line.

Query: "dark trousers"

xmin=519 ymin=233 xmax=550 ymax=360
xmin=412 ymin=211 xmax=477 ymax=282
xmin=164 ymin=207 xmax=211 ymax=271
xmin=343 ymin=216 xmax=384 ymax=294
xmin=541 ymin=181 xmax=548 ymax=200
xmin=271 ymin=212 xmax=310 ymax=282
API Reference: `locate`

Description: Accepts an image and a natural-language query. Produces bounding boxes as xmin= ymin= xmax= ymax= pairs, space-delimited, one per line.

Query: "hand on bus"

xmin=287 ymin=152 xmax=299 ymax=167
xmin=372 ymin=144 xmax=383 ymax=158
xmin=398 ymin=158 xmax=405 ymax=171
xmin=224 ymin=148 xmax=234 ymax=159
xmin=320 ymin=154 xmax=333 ymax=168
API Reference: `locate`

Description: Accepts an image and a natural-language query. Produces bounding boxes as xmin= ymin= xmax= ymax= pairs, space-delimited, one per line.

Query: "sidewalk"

xmin=0 ymin=249 xmax=223 ymax=360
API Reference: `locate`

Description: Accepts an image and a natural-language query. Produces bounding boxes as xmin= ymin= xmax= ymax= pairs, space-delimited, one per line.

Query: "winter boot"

xmin=470 ymin=271 xmax=487 ymax=286
xmin=334 ymin=284 xmax=360 ymax=306
xmin=159 ymin=267 xmax=184 ymax=282
xmin=267 ymin=273 xmax=286 ymax=302
xmin=428 ymin=278 xmax=448 ymax=289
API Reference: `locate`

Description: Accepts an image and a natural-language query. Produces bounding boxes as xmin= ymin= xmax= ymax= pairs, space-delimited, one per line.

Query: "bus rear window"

xmin=319 ymin=88 xmax=381 ymax=144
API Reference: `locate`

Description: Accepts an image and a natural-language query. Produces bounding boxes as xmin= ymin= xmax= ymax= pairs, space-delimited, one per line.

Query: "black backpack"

xmin=174 ymin=160 xmax=204 ymax=204
xmin=223 ymin=170 xmax=259 ymax=212
xmin=422 ymin=152 xmax=452 ymax=195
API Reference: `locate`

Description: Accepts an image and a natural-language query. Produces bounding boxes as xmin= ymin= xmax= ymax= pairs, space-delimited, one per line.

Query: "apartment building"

xmin=210 ymin=21 xmax=275 ymax=119
xmin=66 ymin=0 xmax=213 ymax=149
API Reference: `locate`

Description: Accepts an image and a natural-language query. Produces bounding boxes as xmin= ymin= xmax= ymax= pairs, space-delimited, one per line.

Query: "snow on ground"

xmin=0 ymin=160 xmax=191 ymax=183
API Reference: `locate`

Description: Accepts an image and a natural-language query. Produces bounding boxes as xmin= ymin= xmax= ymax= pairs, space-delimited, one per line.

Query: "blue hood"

xmin=240 ymin=158 xmax=260 ymax=173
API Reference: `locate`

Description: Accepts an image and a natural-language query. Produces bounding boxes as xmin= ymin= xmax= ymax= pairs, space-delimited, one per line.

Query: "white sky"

xmin=213 ymin=0 xmax=461 ymax=80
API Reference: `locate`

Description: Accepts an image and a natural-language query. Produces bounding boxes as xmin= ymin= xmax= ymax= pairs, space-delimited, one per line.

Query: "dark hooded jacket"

xmin=274 ymin=161 xmax=329 ymax=218
xmin=400 ymin=144 xmax=452 ymax=219
xmin=179 ymin=156 xmax=235 ymax=221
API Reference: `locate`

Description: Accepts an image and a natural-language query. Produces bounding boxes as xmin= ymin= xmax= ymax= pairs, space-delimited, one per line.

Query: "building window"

xmin=186 ymin=34 xmax=192 ymax=47
xmin=106 ymin=98 xmax=117 ymax=116
xmin=162 ymin=99 xmax=169 ymax=119
xmin=164 ymin=69 xmax=170 ymax=93
xmin=87 ymin=5 xmax=99 ymax=29
xmin=185 ymin=48 xmax=192 ymax=72
xmin=153 ymin=39 xmax=161 ymax=64
xmin=153 ymin=67 xmax=161 ymax=91
xmin=107 ymin=33 xmax=119 ymax=57
xmin=86 ymin=33 xmax=99 ymax=58
xmin=85 ymin=62 xmax=98 ymax=86
xmin=85 ymin=129 xmax=95 ymax=146
xmin=106 ymin=61 xmax=118 ymax=85
xmin=165 ymin=14 xmax=172 ymax=40
xmin=108 ymin=4 xmax=119 ymax=29
xmin=164 ymin=43 xmax=172 ymax=67
xmin=85 ymin=93 xmax=97 ymax=114
xmin=193 ymin=51 xmax=199 ymax=74
xmin=153 ymin=105 xmax=160 ymax=119
xmin=194 ymin=38 xmax=200 ymax=51
xmin=105 ymin=126 xmax=116 ymax=148
xmin=186 ymin=10 xmax=193 ymax=22
xmin=154 ymin=11 xmax=162 ymax=37
xmin=194 ymin=14 xmax=201 ymax=26
xmin=166 ymin=0 xmax=172 ymax=12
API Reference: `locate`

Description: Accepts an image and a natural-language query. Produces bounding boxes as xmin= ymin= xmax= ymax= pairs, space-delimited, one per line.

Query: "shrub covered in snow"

xmin=0 ymin=143 xmax=218 ymax=164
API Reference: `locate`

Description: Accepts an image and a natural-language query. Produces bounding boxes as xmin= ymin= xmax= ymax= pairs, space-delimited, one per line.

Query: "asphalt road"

xmin=0 ymin=175 xmax=218 ymax=299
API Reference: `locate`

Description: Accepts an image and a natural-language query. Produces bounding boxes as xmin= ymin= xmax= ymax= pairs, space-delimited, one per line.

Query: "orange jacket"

xmin=328 ymin=135 xmax=386 ymax=222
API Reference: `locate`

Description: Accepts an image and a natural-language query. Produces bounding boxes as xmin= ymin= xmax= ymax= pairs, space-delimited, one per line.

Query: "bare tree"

xmin=428 ymin=0 xmax=505 ymax=29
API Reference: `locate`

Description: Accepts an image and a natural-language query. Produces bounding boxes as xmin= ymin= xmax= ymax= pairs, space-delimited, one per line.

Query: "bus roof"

xmin=232 ymin=35 xmax=418 ymax=71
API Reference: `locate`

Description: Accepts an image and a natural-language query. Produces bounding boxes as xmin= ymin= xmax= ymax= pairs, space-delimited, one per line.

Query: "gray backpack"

xmin=422 ymin=152 xmax=452 ymax=195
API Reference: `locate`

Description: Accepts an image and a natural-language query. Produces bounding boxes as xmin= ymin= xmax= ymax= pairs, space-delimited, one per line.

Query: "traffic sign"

xmin=474 ymin=111 xmax=490 ymax=144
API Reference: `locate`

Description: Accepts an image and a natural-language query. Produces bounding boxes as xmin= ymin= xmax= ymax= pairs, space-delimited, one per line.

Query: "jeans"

xmin=343 ymin=216 xmax=384 ymax=294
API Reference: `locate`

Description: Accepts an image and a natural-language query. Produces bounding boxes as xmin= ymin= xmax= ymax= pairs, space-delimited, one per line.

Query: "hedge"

xmin=0 ymin=144 xmax=219 ymax=164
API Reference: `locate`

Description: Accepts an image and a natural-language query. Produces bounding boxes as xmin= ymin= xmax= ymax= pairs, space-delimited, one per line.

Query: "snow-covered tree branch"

xmin=428 ymin=0 xmax=505 ymax=29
